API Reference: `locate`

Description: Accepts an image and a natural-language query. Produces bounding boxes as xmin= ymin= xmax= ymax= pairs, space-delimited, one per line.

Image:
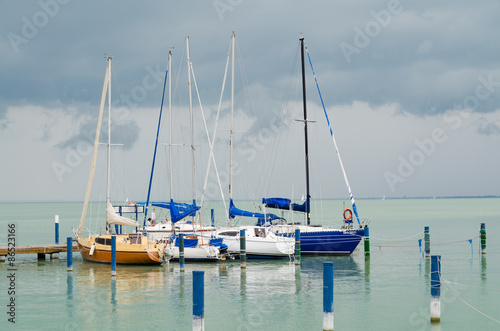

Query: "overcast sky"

xmin=1 ymin=0 xmax=499 ymax=202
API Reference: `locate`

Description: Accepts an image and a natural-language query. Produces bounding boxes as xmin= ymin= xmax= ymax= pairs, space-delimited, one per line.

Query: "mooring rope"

xmin=371 ymin=236 xmax=479 ymax=248
xmin=441 ymin=282 xmax=500 ymax=324
xmin=442 ymin=279 xmax=500 ymax=293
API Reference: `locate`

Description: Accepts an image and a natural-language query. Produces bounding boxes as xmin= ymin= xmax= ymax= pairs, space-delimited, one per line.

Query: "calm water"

xmin=1 ymin=198 xmax=499 ymax=330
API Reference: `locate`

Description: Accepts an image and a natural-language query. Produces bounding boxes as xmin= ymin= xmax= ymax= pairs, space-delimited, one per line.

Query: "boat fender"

xmin=343 ymin=208 xmax=352 ymax=220
xmin=89 ymin=243 xmax=96 ymax=256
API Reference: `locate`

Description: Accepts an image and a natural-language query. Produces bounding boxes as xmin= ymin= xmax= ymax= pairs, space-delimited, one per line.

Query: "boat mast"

xmin=229 ymin=32 xmax=235 ymax=204
xmin=168 ymin=51 xmax=173 ymax=201
xmin=187 ymin=36 xmax=196 ymax=205
xmin=300 ymin=38 xmax=311 ymax=225
xmin=106 ymin=56 xmax=112 ymax=217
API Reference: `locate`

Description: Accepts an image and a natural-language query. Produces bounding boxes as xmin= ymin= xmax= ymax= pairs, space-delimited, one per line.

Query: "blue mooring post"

xmin=480 ymin=223 xmax=486 ymax=254
xmin=67 ymin=237 xmax=73 ymax=272
xmin=294 ymin=228 xmax=301 ymax=265
xmin=240 ymin=229 xmax=247 ymax=269
xmin=193 ymin=270 xmax=205 ymax=331
xmin=430 ymin=255 xmax=441 ymax=322
xmin=364 ymin=226 xmax=370 ymax=260
xmin=323 ymin=262 xmax=334 ymax=331
xmin=179 ymin=234 xmax=185 ymax=272
xmin=211 ymin=209 xmax=215 ymax=227
xmin=55 ymin=215 xmax=59 ymax=244
xmin=424 ymin=226 xmax=430 ymax=257
xmin=111 ymin=235 xmax=117 ymax=276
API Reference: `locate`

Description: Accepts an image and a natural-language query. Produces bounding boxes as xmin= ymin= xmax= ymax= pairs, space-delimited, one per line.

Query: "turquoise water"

xmin=1 ymin=198 xmax=499 ymax=330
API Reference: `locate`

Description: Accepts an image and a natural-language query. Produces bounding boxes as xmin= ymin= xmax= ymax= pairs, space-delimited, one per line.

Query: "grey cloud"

xmin=477 ymin=117 xmax=500 ymax=136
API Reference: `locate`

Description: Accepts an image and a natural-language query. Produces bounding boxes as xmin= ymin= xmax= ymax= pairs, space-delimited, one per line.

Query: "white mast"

xmin=229 ymin=32 xmax=235 ymax=201
xmin=168 ymin=51 xmax=173 ymax=200
xmin=186 ymin=36 xmax=196 ymax=204
xmin=106 ymin=56 xmax=112 ymax=216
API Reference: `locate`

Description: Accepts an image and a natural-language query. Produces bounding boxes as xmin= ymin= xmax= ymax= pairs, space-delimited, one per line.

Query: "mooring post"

xmin=430 ymin=255 xmax=441 ymax=323
xmin=55 ymin=215 xmax=59 ymax=244
xmin=193 ymin=270 xmax=205 ymax=331
xmin=295 ymin=228 xmax=301 ymax=265
xmin=211 ymin=209 xmax=215 ymax=227
xmin=480 ymin=223 xmax=486 ymax=254
xmin=364 ymin=226 xmax=370 ymax=260
xmin=67 ymin=237 xmax=73 ymax=272
xmin=424 ymin=226 xmax=430 ymax=257
xmin=111 ymin=235 xmax=117 ymax=276
xmin=323 ymin=262 xmax=334 ymax=331
xmin=240 ymin=229 xmax=247 ymax=268
xmin=179 ymin=234 xmax=185 ymax=272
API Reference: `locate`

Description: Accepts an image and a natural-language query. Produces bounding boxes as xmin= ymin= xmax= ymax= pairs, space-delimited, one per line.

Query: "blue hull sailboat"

xmin=263 ymin=38 xmax=366 ymax=255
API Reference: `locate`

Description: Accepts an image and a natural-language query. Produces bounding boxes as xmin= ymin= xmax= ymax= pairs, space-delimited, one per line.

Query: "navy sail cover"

xmin=262 ymin=197 xmax=310 ymax=213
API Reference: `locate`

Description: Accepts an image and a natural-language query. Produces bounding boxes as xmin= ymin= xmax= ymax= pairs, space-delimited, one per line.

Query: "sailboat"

xmin=263 ymin=38 xmax=366 ymax=255
xmin=210 ymin=32 xmax=295 ymax=258
xmin=76 ymin=57 xmax=170 ymax=265
xmin=140 ymin=39 xmax=222 ymax=261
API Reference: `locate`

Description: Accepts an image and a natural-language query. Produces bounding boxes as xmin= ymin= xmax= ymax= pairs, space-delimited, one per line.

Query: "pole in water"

xmin=211 ymin=209 xmax=215 ymax=227
xmin=193 ymin=270 xmax=205 ymax=331
xmin=430 ymin=255 xmax=441 ymax=323
xmin=294 ymin=228 xmax=301 ymax=265
xmin=179 ymin=234 xmax=185 ymax=272
xmin=55 ymin=215 xmax=59 ymax=244
xmin=240 ymin=229 xmax=246 ymax=269
xmin=323 ymin=262 xmax=334 ymax=331
xmin=111 ymin=235 xmax=116 ymax=276
xmin=480 ymin=223 xmax=486 ymax=254
xmin=364 ymin=226 xmax=370 ymax=260
xmin=67 ymin=237 xmax=73 ymax=272
xmin=424 ymin=226 xmax=430 ymax=257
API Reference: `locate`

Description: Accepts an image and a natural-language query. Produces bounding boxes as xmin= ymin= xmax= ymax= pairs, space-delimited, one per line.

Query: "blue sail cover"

xmin=144 ymin=199 xmax=200 ymax=223
xmin=229 ymin=199 xmax=281 ymax=221
xmin=262 ymin=197 xmax=310 ymax=213
xmin=170 ymin=234 xmax=198 ymax=248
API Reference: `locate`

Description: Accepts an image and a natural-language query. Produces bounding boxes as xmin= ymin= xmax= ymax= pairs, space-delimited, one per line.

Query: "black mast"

xmin=300 ymin=38 xmax=311 ymax=225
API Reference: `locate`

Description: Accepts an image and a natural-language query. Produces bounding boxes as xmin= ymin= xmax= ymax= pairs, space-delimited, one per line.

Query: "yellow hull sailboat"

xmin=75 ymin=57 xmax=169 ymax=265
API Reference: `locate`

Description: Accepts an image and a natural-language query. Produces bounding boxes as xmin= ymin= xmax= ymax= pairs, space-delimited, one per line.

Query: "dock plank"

xmin=0 ymin=243 xmax=79 ymax=255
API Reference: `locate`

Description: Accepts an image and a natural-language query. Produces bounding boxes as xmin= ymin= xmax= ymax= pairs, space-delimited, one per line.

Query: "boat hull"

xmin=273 ymin=226 xmax=364 ymax=255
xmin=77 ymin=235 xmax=164 ymax=265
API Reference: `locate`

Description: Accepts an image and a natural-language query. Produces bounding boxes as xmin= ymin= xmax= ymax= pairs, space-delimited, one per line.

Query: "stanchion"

xmin=193 ymin=270 xmax=205 ymax=331
xmin=67 ymin=237 xmax=73 ymax=272
xmin=294 ymin=229 xmax=301 ymax=265
xmin=111 ymin=235 xmax=116 ymax=276
xmin=424 ymin=226 xmax=430 ymax=257
xmin=430 ymin=255 xmax=441 ymax=323
xmin=323 ymin=262 xmax=334 ymax=331
xmin=240 ymin=229 xmax=246 ymax=268
xmin=364 ymin=226 xmax=370 ymax=260
xmin=179 ymin=234 xmax=185 ymax=272
xmin=480 ymin=223 xmax=486 ymax=254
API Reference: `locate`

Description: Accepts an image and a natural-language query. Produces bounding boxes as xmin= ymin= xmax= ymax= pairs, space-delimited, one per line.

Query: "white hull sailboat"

xmin=140 ymin=41 xmax=220 ymax=261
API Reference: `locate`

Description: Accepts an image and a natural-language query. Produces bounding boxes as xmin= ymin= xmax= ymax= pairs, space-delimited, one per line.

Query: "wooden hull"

xmin=77 ymin=235 xmax=164 ymax=265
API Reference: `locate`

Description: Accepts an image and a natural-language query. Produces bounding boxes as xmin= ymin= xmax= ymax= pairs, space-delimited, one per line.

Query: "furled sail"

xmin=262 ymin=197 xmax=310 ymax=213
xmin=106 ymin=202 xmax=140 ymax=227
xmin=229 ymin=199 xmax=281 ymax=221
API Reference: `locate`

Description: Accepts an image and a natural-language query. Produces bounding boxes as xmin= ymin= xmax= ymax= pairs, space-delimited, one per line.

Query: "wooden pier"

xmin=0 ymin=243 xmax=79 ymax=260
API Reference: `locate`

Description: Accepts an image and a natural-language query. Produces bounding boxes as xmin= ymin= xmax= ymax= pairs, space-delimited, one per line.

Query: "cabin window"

xmin=254 ymin=228 xmax=266 ymax=238
xmin=219 ymin=231 xmax=238 ymax=237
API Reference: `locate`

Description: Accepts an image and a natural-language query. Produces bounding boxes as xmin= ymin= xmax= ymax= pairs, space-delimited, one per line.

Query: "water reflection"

xmin=481 ymin=255 xmax=487 ymax=283
xmin=294 ymin=265 xmax=302 ymax=294
xmin=364 ymin=259 xmax=371 ymax=293
xmin=66 ymin=273 xmax=73 ymax=318
xmin=110 ymin=277 xmax=117 ymax=310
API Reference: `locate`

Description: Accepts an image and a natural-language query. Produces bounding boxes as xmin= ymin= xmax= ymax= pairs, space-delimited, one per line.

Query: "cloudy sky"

xmin=1 ymin=0 xmax=499 ymax=202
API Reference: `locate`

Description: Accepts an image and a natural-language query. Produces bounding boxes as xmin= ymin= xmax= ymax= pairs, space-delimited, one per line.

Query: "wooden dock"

xmin=0 ymin=243 xmax=79 ymax=260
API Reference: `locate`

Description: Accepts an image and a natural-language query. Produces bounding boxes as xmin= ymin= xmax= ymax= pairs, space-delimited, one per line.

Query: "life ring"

xmin=343 ymin=208 xmax=352 ymax=220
